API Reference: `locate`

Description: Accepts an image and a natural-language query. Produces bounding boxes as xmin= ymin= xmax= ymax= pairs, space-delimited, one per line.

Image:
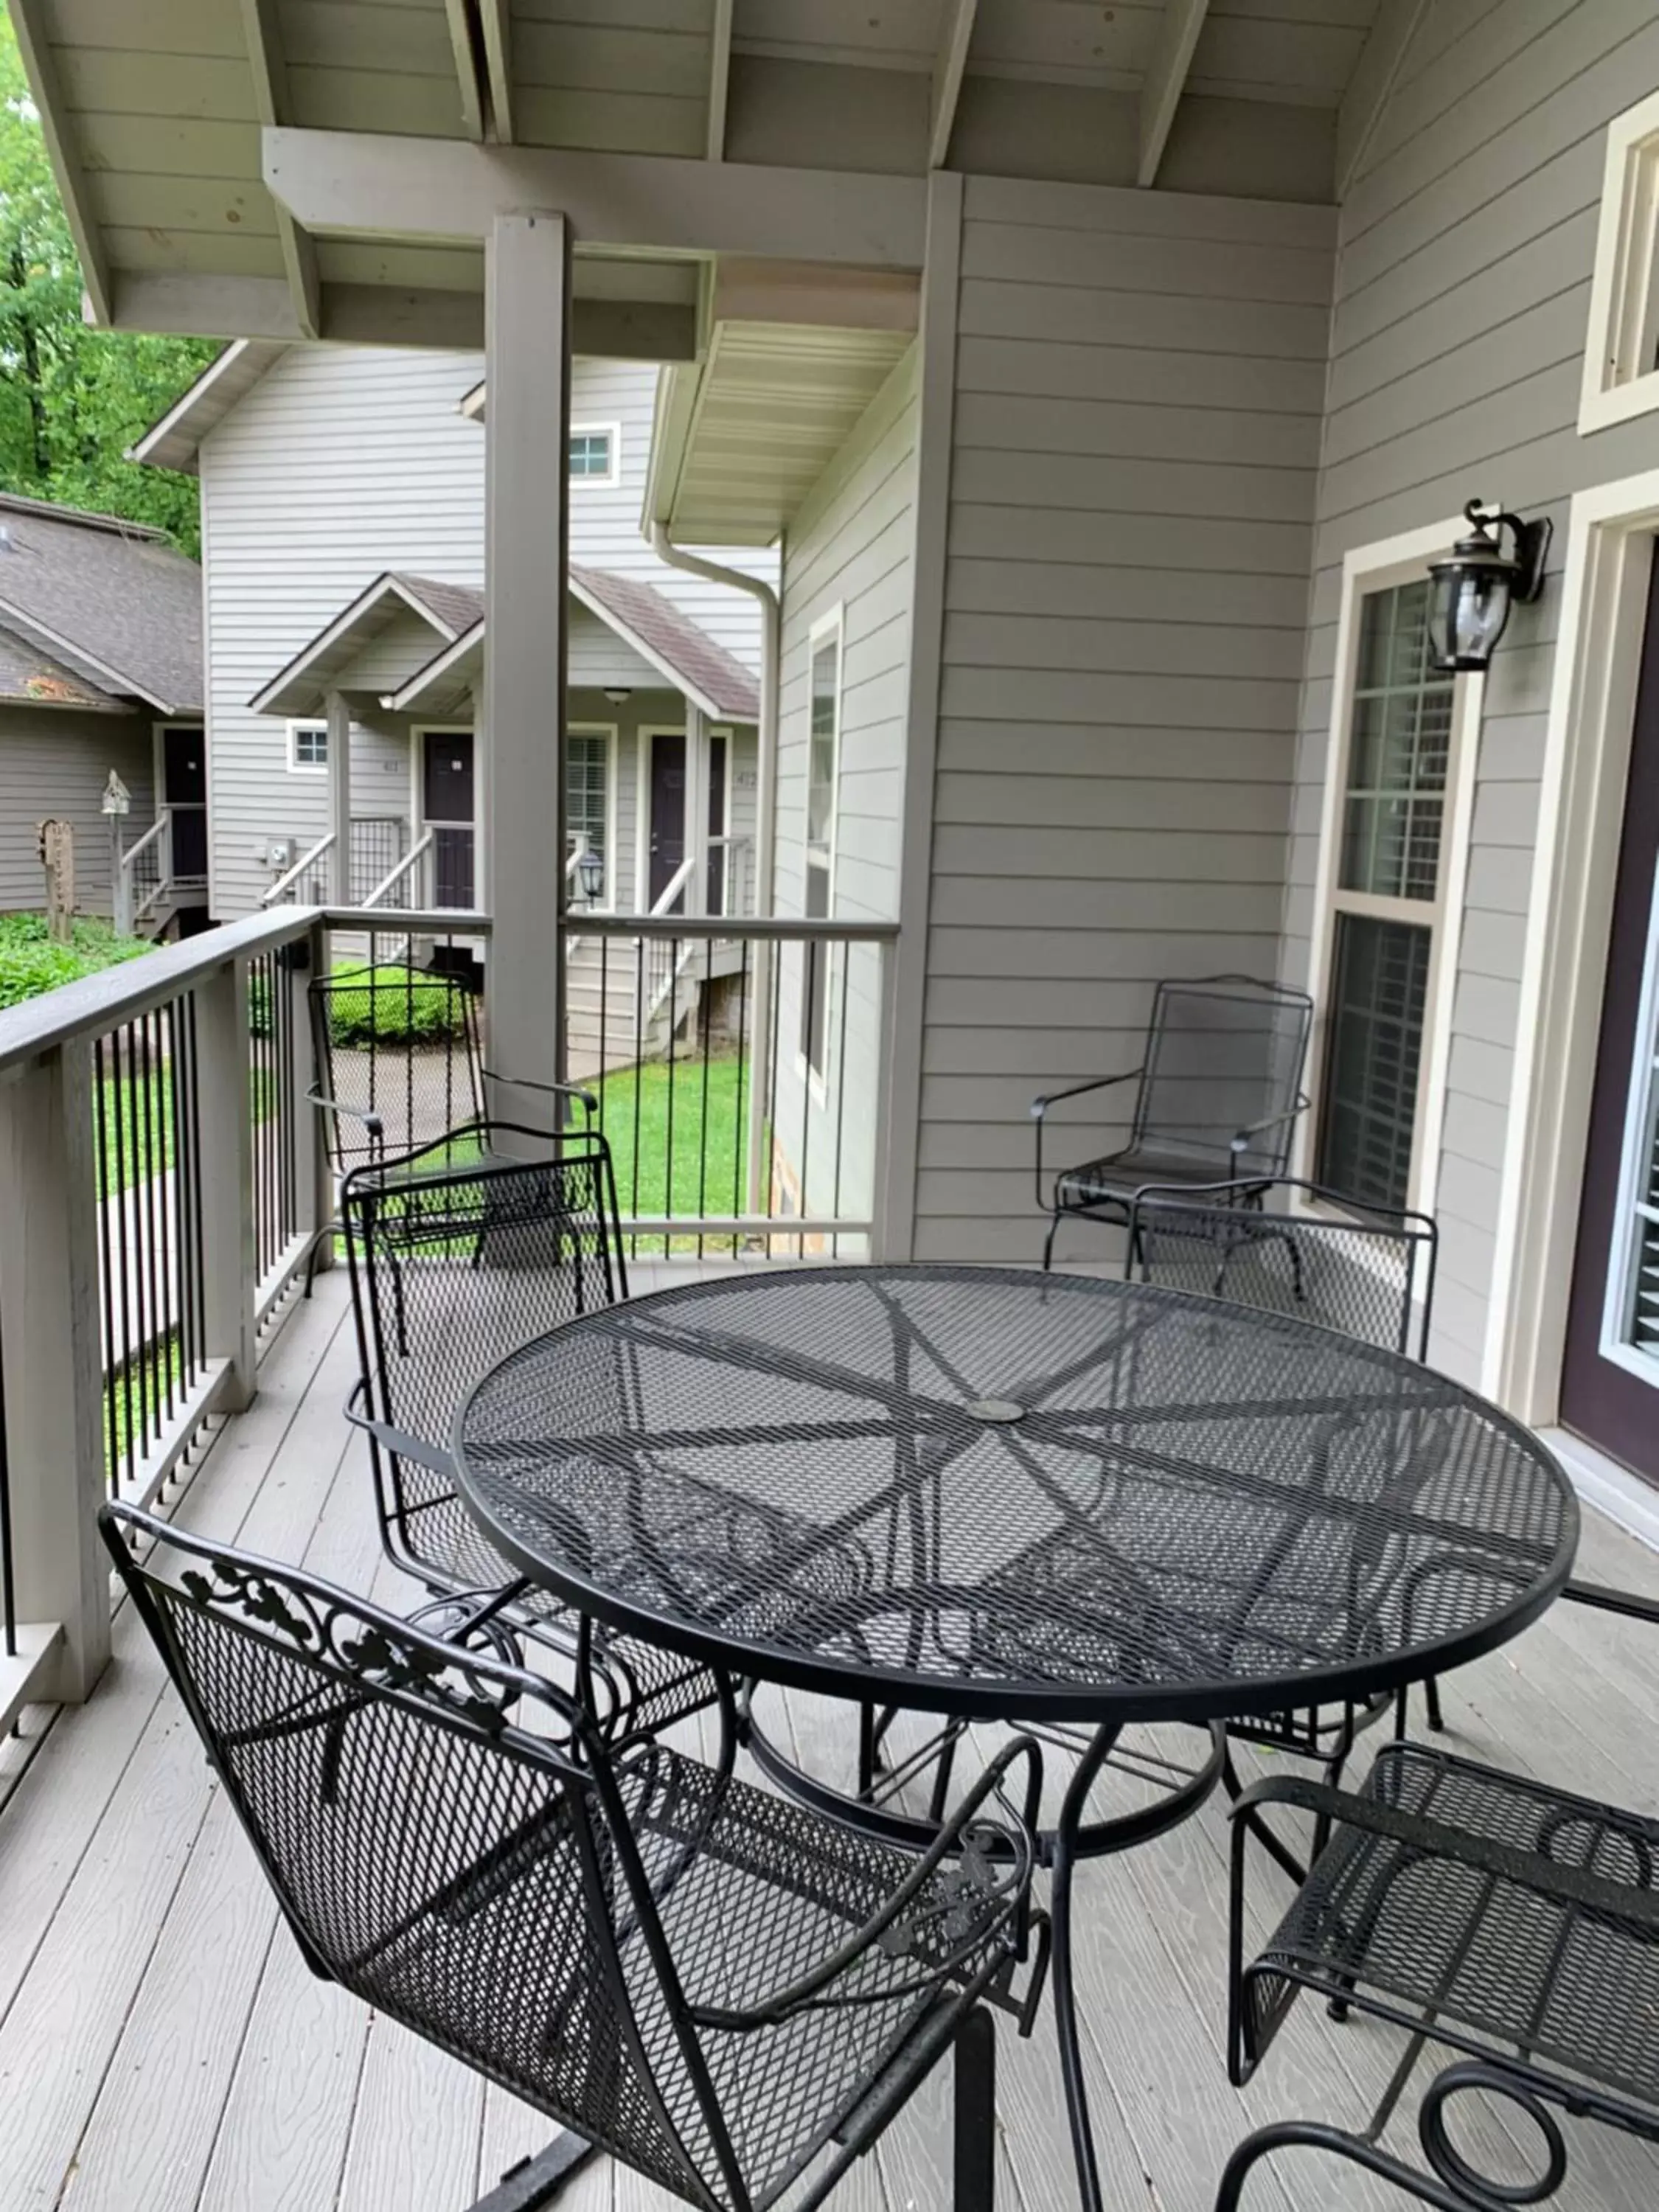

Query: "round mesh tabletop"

xmin=453 ymin=1266 xmax=1578 ymax=1724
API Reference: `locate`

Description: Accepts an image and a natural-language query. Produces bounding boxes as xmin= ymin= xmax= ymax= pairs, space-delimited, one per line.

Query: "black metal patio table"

xmin=452 ymin=1263 xmax=1579 ymax=2211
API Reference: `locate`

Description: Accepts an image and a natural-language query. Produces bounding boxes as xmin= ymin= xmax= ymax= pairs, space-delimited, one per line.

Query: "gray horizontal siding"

xmin=914 ymin=172 xmax=1335 ymax=1265
xmin=1283 ymin=0 xmax=1659 ymax=1385
xmin=0 ymin=710 xmax=156 ymax=916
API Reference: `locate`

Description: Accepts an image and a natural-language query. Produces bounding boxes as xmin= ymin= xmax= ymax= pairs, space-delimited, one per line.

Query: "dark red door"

xmin=423 ymin=732 xmax=475 ymax=910
xmin=1559 ymin=544 xmax=1659 ymax=1484
xmin=650 ymin=732 xmax=686 ymax=908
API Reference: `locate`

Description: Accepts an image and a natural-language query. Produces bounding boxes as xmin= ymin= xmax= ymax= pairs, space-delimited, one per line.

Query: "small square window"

xmin=289 ymin=722 xmax=327 ymax=772
xmin=568 ymin=428 xmax=616 ymax=484
xmin=1581 ymin=88 xmax=1659 ymax=433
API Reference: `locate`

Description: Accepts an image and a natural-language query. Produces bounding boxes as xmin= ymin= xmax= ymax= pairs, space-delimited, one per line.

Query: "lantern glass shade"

xmin=1425 ymin=555 xmax=1516 ymax=672
xmin=577 ymin=849 xmax=605 ymax=902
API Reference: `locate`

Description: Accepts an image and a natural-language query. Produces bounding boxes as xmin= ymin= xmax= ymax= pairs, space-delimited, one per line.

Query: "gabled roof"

xmin=128 ymin=341 xmax=291 ymax=476
xmin=0 ymin=622 xmax=127 ymax=713
xmin=248 ymin=571 xmax=483 ymax=717
xmin=0 ymin=494 xmax=201 ymax=716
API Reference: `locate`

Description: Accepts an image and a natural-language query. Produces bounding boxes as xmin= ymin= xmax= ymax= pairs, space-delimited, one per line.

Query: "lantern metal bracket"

xmin=1461 ymin=498 xmax=1552 ymax=604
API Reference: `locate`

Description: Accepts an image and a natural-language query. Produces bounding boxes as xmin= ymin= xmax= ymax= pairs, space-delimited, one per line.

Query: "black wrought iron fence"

xmin=349 ymin=817 xmax=408 ymax=903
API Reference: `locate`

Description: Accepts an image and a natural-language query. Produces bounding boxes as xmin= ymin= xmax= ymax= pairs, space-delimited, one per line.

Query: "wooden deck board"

xmin=1 ymin=1269 xmax=1655 ymax=2212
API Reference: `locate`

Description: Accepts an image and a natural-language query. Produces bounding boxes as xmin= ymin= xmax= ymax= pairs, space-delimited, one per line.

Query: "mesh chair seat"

xmin=1246 ymin=1742 xmax=1659 ymax=2117
xmin=1056 ymin=1149 xmax=1265 ymax=1213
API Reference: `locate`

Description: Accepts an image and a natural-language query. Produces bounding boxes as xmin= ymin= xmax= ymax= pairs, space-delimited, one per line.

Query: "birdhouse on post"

xmin=103 ymin=772 xmax=133 ymax=936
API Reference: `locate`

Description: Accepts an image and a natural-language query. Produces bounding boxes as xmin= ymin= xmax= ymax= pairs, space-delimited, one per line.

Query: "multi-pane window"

xmin=289 ymin=721 xmax=327 ymax=771
xmin=801 ymin=626 xmax=840 ymax=1081
xmin=566 ymin=732 xmax=608 ymax=897
xmin=1315 ymin=582 xmax=1455 ymax=1211
xmin=568 ymin=428 xmax=615 ymax=482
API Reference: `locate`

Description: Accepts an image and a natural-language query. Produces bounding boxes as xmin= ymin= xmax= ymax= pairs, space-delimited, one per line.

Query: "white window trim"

xmin=569 ymin=421 xmax=621 ymax=488
xmin=1486 ymin=473 xmax=1659 ymax=1420
xmin=286 ymin=717 xmax=329 ymax=774
xmin=797 ymin=606 xmax=844 ymax=1104
xmin=1296 ymin=521 xmax=1483 ymax=1225
xmin=566 ymin=720 xmax=619 ymax=913
xmin=1580 ymin=88 xmax=1659 ymax=436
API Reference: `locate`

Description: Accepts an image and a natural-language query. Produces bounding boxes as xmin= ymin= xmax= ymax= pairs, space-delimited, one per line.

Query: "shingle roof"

xmin=389 ymin=574 xmax=484 ymax=638
xmin=569 ymin=564 xmax=759 ymax=722
xmin=0 ymin=619 xmax=125 ymax=712
xmin=0 ymin=494 xmax=201 ymax=714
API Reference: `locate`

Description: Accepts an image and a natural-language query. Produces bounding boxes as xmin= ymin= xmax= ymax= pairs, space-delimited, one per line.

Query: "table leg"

xmin=1050 ymin=1721 xmax=1122 ymax=2212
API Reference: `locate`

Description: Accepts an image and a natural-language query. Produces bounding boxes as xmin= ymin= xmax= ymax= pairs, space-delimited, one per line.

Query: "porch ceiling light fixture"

xmin=577 ymin=847 xmax=605 ymax=902
xmin=602 ymin=686 xmax=631 ymax=704
xmin=1426 ymin=499 xmax=1553 ymax=673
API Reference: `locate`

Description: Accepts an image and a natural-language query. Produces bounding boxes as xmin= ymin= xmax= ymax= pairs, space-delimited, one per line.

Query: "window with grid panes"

xmin=568 ymin=430 xmax=614 ymax=481
xmin=566 ymin=734 xmax=608 ymax=896
xmin=801 ymin=628 xmax=840 ymax=1081
xmin=1315 ymin=580 xmax=1454 ymax=1210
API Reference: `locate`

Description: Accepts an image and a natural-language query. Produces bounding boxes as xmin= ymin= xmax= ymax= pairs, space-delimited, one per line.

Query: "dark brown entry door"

xmin=1560 ymin=543 xmax=1659 ymax=1485
xmin=706 ymin=733 xmax=728 ymax=915
xmin=423 ymin=731 xmax=475 ymax=910
xmin=650 ymin=732 xmax=686 ymax=908
xmin=162 ymin=724 xmax=207 ymax=878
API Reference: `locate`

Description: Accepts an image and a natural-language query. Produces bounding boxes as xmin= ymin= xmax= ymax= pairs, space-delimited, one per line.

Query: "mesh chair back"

xmin=310 ymin=961 xmax=484 ymax=1169
xmin=343 ymin=1128 xmax=629 ymax=1556
xmin=99 ymin=1504 xmax=717 ymax=2202
xmin=1125 ymin=1178 xmax=1437 ymax=1359
xmin=1132 ymin=977 xmax=1312 ymax=1178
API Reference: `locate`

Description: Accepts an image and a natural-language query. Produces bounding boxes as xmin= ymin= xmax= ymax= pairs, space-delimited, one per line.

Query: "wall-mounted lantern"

xmin=577 ymin=847 xmax=605 ymax=903
xmin=1426 ymin=499 xmax=1553 ymax=672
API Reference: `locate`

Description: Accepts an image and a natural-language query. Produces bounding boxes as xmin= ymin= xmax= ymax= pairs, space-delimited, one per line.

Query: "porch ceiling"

xmin=15 ymin=0 xmax=1392 ymax=354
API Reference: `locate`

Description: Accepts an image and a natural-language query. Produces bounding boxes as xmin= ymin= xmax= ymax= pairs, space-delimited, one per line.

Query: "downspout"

xmin=650 ymin=524 xmax=779 ymax=1221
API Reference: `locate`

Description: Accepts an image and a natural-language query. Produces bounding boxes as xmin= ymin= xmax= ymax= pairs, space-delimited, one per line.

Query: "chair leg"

xmin=953 ymin=2008 xmax=996 ymax=2212
xmin=1423 ymin=1676 xmax=1444 ymax=1732
xmin=1043 ymin=1208 xmax=1064 ymax=1271
xmin=470 ymin=2133 xmax=597 ymax=2212
xmin=1213 ymin=2120 xmax=1469 ymax=2211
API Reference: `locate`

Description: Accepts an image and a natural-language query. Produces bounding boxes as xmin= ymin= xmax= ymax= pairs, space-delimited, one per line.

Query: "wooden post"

xmin=326 ymin=689 xmax=352 ymax=905
xmin=0 ymin=1041 xmax=111 ymax=1701
xmin=484 ymin=210 xmax=570 ymax=1114
xmin=195 ymin=959 xmax=258 ymax=1411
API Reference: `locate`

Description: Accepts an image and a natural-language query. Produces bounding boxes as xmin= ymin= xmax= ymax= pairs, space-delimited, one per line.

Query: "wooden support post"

xmin=0 ymin=1041 xmax=111 ymax=1701
xmin=195 ymin=960 xmax=258 ymax=1411
xmin=327 ymin=689 xmax=352 ymax=905
xmin=484 ymin=211 xmax=570 ymax=1116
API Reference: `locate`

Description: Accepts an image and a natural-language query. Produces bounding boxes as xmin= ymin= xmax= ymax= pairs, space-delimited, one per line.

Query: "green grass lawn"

xmin=95 ymin=1065 xmax=276 ymax=1199
xmin=595 ymin=1052 xmax=748 ymax=1225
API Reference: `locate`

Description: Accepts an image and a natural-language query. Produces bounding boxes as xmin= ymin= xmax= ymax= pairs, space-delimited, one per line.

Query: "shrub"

xmin=0 ymin=914 xmax=149 ymax=1012
xmin=324 ymin=962 xmax=470 ymax=1047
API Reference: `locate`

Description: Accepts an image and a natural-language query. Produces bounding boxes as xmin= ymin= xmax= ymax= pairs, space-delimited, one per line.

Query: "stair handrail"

xmin=260 ymin=830 xmax=335 ymax=907
xmin=361 ymin=828 xmax=434 ymax=910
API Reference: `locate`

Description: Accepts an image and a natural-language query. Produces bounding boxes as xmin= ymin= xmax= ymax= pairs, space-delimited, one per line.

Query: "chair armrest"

xmin=1029 ymin=1068 xmax=1142 ymax=1121
xmin=689 ymin=1737 xmax=1043 ymax=2031
xmin=1228 ymin=1093 xmax=1310 ymax=1152
xmin=1562 ymin=1579 xmax=1659 ymax=1627
xmin=344 ymin=1376 xmax=459 ymax=1485
xmin=1230 ymin=1766 xmax=1659 ymax=1934
xmin=310 ymin=1085 xmax=383 ymax=1141
xmin=479 ymin=1065 xmax=598 ymax=1121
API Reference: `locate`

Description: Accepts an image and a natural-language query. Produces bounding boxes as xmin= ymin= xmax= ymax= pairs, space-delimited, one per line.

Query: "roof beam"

xmin=706 ymin=0 xmax=734 ymax=161
xmin=264 ymin=128 xmax=928 ymax=268
xmin=478 ymin=0 xmax=515 ymax=143
xmin=9 ymin=0 xmax=111 ymax=324
xmin=1138 ymin=0 xmax=1211 ymax=189
xmin=1336 ymin=0 xmax=1430 ymax=199
xmin=236 ymin=0 xmax=321 ymax=338
xmin=929 ymin=0 xmax=978 ymax=171
xmin=442 ymin=0 xmax=487 ymax=140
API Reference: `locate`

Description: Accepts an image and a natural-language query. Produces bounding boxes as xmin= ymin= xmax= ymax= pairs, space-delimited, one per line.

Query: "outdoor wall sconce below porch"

xmin=1426 ymin=498 xmax=1553 ymax=672
xmin=576 ymin=846 xmax=605 ymax=902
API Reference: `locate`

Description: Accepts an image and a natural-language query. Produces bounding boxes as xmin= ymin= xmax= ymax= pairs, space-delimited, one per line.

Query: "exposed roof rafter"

xmin=1336 ymin=0 xmax=1430 ymax=199
xmin=478 ymin=0 xmax=515 ymax=143
xmin=9 ymin=0 xmax=111 ymax=323
xmin=706 ymin=0 xmax=734 ymax=161
xmin=1138 ymin=0 xmax=1211 ymax=189
xmin=237 ymin=0 xmax=321 ymax=338
xmin=929 ymin=0 xmax=978 ymax=170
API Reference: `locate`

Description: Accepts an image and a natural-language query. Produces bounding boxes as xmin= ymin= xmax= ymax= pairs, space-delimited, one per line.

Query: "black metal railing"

xmin=248 ymin=948 xmax=305 ymax=1290
xmin=91 ymin=995 xmax=209 ymax=1492
xmin=0 ymin=1329 xmax=13 ymax=1663
xmin=349 ymin=816 xmax=408 ymax=903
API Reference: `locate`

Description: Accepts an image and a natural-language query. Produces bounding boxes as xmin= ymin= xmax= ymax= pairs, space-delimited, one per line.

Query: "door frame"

xmin=636 ymin=723 xmax=686 ymax=913
xmin=411 ymin=722 xmax=478 ymax=907
xmin=566 ymin=719 xmax=619 ymax=912
xmin=151 ymin=720 xmax=207 ymax=881
xmin=1486 ymin=471 xmax=1659 ymax=1420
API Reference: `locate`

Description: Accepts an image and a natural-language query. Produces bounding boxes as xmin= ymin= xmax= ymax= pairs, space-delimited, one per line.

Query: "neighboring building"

xmin=0 ymin=494 xmax=204 ymax=933
xmin=133 ymin=345 xmax=773 ymax=953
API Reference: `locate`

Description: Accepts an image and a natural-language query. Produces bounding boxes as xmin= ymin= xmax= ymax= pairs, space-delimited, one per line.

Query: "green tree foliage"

xmin=0 ymin=7 xmax=214 ymax=553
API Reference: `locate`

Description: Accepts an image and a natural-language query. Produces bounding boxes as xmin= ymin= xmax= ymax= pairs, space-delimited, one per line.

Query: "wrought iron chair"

xmin=1218 ymin=1581 xmax=1659 ymax=2211
xmin=1124 ymin=1177 xmax=1443 ymax=1877
xmin=341 ymin=1123 xmax=709 ymax=1744
xmin=1034 ymin=975 xmax=1312 ymax=1270
xmin=102 ymin=1502 xmax=1047 ymax=2212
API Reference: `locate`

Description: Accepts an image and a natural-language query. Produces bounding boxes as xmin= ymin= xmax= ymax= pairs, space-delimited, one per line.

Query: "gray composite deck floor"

xmin=2 ymin=1264 xmax=1658 ymax=2212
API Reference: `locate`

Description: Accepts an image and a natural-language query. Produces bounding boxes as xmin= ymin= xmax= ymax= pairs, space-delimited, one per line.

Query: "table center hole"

xmin=965 ymin=1397 xmax=1025 ymax=1425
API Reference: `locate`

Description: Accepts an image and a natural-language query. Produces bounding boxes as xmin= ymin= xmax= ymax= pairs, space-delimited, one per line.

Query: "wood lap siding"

xmin=1284 ymin=0 xmax=1659 ymax=1385
xmin=0 ymin=713 xmax=155 ymax=915
xmin=914 ymin=173 xmax=1334 ymax=1264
